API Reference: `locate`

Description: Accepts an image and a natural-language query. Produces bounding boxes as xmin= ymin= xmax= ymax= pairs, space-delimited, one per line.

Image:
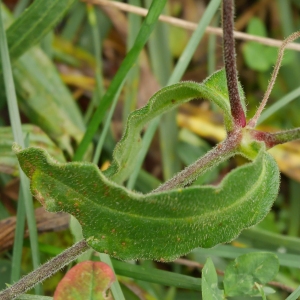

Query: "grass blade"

xmin=112 ymin=259 xmax=201 ymax=291
xmin=258 ymin=86 xmax=300 ymax=125
xmin=144 ymin=0 xmax=180 ymax=180
xmin=286 ymin=285 xmax=300 ymax=300
xmin=10 ymin=191 xmax=26 ymax=283
xmin=99 ymin=253 xmax=125 ymax=300
xmin=13 ymin=0 xmax=30 ymax=17
xmin=6 ymin=0 xmax=76 ymax=62
xmin=241 ymin=227 xmax=300 ymax=254
xmin=0 ymin=2 xmax=41 ymax=293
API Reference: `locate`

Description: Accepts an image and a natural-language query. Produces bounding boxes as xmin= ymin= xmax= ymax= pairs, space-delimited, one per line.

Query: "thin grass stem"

xmin=0 ymin=2 xmax=41 ymax=294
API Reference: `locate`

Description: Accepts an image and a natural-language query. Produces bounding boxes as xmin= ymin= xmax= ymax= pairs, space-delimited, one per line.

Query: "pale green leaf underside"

xmin=15 ymin=145 xmax=279 ymax=261
xmin=105 ymin=69 xmax=246 ymax=184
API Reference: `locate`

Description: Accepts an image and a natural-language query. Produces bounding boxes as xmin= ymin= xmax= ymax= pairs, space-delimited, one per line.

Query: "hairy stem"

xmin=222 ymin=0 xmax=246 ymax=128
xmin=249 ymin=31 xmax=300 ymax=127
xmin=251 ymin=128 xmax=300 ymax=148
xmin=152 ymin=130 xmax=241 ymax=193
xmin=0 ymin=239 xmax=90 ymax=300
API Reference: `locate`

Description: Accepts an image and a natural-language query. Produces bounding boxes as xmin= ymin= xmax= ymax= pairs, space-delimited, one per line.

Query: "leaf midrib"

xmin=34 ymin=154 xmax=267 ymax=223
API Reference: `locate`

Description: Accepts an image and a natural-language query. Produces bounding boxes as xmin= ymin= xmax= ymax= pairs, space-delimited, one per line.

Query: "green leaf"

xmin=6 ymin=0 xmax=76 ymax=62
xmin=202 ymin=258 xmax=224 ymax=300
xmin=223 ymin=252 xmax=279 ymax=297
xmin=242 ymin=17 xmax=280 ymax=72
xmin=53 ymin=261 xmax=115 ymax=300
xmin=105 ymin=69 xmax=246 ymax=184
xmin=15 ymin=144 xmax=279 ymax=261
xmin=0 ymin=125 xmax=65 ymax=176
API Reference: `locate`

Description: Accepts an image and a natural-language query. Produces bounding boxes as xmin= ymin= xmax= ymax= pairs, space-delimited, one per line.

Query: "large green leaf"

xmin=105 ymin=69 xmax=246 ymax=184
xmin=15 ymin=144 xmax=279 ymax=261
xmin=6 ymin=0 xmax=76 ymax=62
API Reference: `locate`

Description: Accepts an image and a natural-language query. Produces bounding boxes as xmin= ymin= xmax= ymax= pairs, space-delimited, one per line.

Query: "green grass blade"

xmin=99 ymin=253 xmax=125 ymax=300
xmin=6 ymin=0 xmax=76 ymax=62
xmin=258 ymin=86 xmax=300 ymax=125
xmin=73 ymin=0 xmax=168 ymax=161
xmin=145 ymin=0 xmax=180 ymax=180
xmin=208 ymin=14 xmax=219 ymax=76
xmin=87 ymin=4 xmax=104 ymax=103
xmin=288 ymin=180 xmax=300 ymax=236
xmin=13 ymin=0 xmax=30 ymax=17
xmin=10 ymin=191 xmax=26 ymax=283
xmin=112 ymin=260 xmax=201 ymax=291
xmin=126 ymin=117 xmax=160 ymax=189
xmin=168 ymin=0 xmax=221 ymax=86
xmin=122 ymin=0 xmax=142 ymax=126
xmin=286 ymin=285 xmax=300 ymax=300
xmin=0 ymin=3 xmax=41 ymax=294
xmin=127 ymin=0 xmax=221 ymax=187
xmin=193 ymin=245 xmax=300 ymax=269
xmin=92 ymin=88 xmax=122 ymax=164
xmin=241 ymin=227 xmax=300 ymax=254
xmin=61 ymin=2 xmax=86 ymax=41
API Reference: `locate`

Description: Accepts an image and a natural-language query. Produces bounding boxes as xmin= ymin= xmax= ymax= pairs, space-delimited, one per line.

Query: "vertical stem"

xmin=222 ymin=0 xmax=246 ymax=128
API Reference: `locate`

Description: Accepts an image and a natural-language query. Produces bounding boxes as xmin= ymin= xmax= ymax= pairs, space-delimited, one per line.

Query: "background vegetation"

xmin=1 ymin=0 xmax=300 ymax=299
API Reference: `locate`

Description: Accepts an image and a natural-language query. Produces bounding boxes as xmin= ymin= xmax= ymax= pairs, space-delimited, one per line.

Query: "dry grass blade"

xmin=82 ymin=0 xmax=300 ymax=52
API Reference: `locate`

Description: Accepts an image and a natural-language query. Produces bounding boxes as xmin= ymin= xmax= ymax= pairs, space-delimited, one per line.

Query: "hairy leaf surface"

xmin=105 ymin=69 xmax=246 ymax=184
xmin=15 ymin=145 xmax=279 ymax=261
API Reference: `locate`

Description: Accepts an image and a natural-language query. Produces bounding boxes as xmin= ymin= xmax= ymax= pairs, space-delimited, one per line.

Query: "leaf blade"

xmin=106 ymin=69 xmax=246 ymax=184
xmin=15 ymin=145 xmax=280 ymax=261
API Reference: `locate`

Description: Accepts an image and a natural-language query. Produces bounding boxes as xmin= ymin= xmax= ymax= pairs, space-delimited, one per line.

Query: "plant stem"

xmin=153 ymin=130 xmax=241 ymax=193
xmin=248 ymin=31 xmax=300 ymax=127
xmin=222 ymin=0 xmax=246 ymax=128
xmin=250 ymin=128 xmax=300 ymax=148
xmin=0 ymin=240 xmax=90 ymax=300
